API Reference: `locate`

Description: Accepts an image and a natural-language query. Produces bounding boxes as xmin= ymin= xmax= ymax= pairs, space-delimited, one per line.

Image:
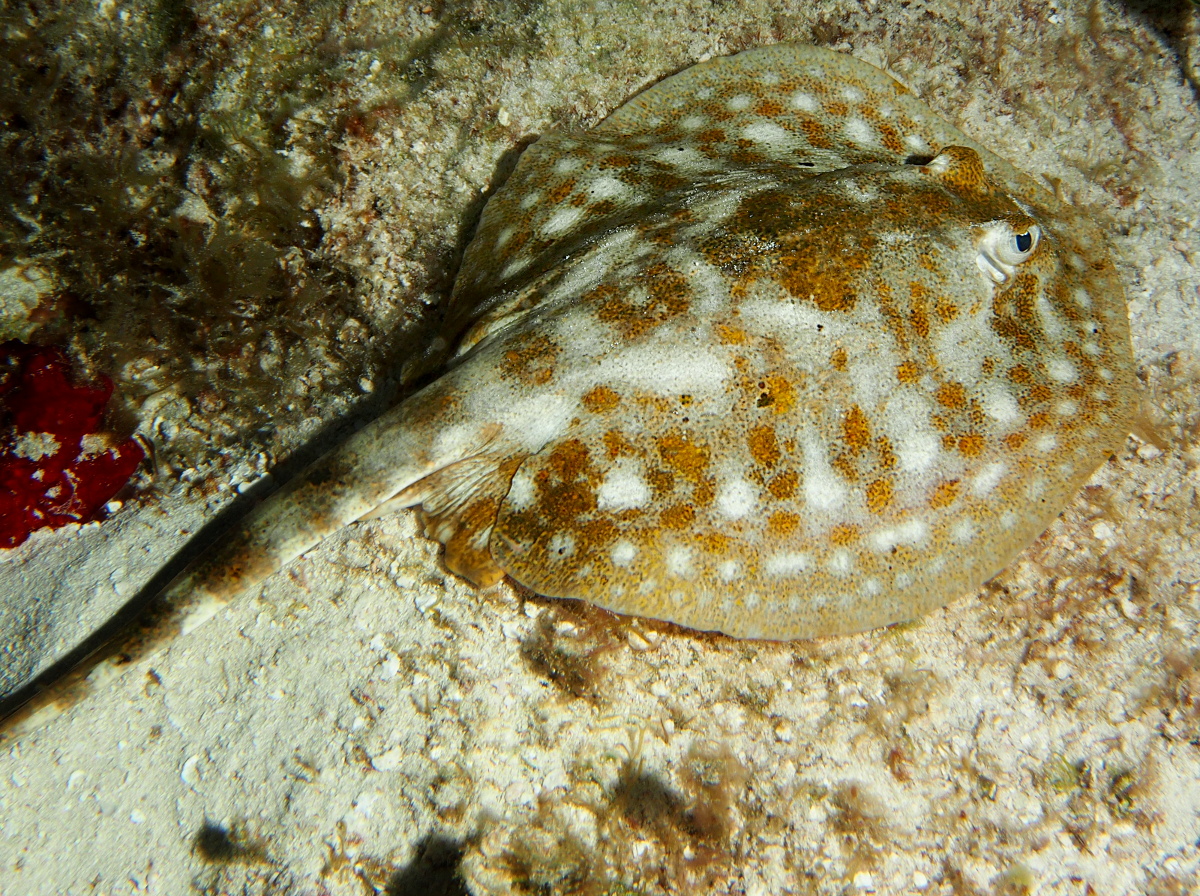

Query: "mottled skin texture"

xmin=425 ymin=45 xmax=1135 ymax=637
xmin=0 ymin=45 xmax=1134 ymax=737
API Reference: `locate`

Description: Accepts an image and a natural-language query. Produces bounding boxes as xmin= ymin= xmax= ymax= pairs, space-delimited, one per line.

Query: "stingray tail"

xmin=0 ymin=380 xmax=512 ymax=742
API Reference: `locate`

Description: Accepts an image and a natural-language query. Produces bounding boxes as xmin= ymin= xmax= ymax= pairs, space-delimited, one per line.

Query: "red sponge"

xmin=1 ymin=341 xmax=145 ymax=549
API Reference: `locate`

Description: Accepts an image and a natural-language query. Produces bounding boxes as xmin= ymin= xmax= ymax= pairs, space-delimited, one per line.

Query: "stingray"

xmin=0 ymin=45 xmax=1134 ymax=739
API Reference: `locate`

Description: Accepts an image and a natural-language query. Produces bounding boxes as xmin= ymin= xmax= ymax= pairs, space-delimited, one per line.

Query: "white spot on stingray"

xmin=863 ymin=578 xmax=882 ymax=596
xmin=970 ymin=462 xmax=1006 ymax=497
xmin=519 ymin=190 xmax=542 ymax=210
xmin=1027 ymin=476 xmax=1047 ymax=500
xmin=495 ymin=226 xmax=515 ymax=249
xmin=667 ymin=546 xmax=693 ymax=578
xmin=904 ymin=134 xmax=930 ymax=152
xmin=760 ymin=71 xmax=781 ymax=86
xmin=1055 ymin=399 xmax=1079 ymax=416
xmin=548 ymin=531 xmax=575 ymax=557
xmin=611 ymin=540 xmax=637 ymax=567
xmin=739 ymin=289 xmax=853 ymax=340
xmin=1000 ymin=509 xmax=1018 ymax=529
xmin=842 ymin=180 xmax=877 ymax=203
xmin=672 ymin=250 xmax=730 ymax=315
xmin=844 ymin=118 xmax=875 ymax=145
xmin=585 ymin=175 xmax=630 ymax=201
xmin=789 ymin=91 xmax=818 ymax=112
xmin=765 ymin=552 xmax=809 ymax=577
xmin=950 ymin=520 xmax=975 ymax=544
xmin=696 ymin=86 xmax=714 ymax=101
xmin=981 ymin=384 xmax=1021 ymax=424
xmin=500 ymin=392 xmax=576 ymax=452
xmin=895 ymin=572 xmax=913 ymax=589
xmin=881 ymin=388 xmax=939 ymax=473
xmin=728 ymin=94 xmax=753 ymax=111
xmin=1098 ymin=368 xmax=1113 ymax=381
xmin=738 ymin=591 xmax=763 ymax=613
xmin=842 ymin=85 xmax=865 ymax=102
xmin=718 ymin=559 xmax=740 ymax=583
xmin=1035 ymin=433 xmax=1058 ymax=453
xmin=895 ymin=424 xmax=940 ymax=474
xmin=545 ymin=228 xmax=638 ymax=311
xmin=1035 ymin=292 xmax=1068 ymax=341
xmin=680 ymin=113 xmax=706 ymax=130
xmin=587 ymin=339 xmax=730 ymax=399
xmin=507 ymin=467 xmax=536 ymax=510
xmin=802 ymin=431 xmax=847 ymax=512
xmin=544 ymin=205 xmax=585 ymax=236
xmin=871 ymin=519 xmax=927 ymax=552
xmin=597 ymin=461 xmax=651 ymax=511
xmin=741 ymin=121 xmax=789 ymax=146
xmin=1083 ymin=341 xmax=1101 ymax=357
xmin=687 ymin=187 xmax=747 ymax=228
xmin=654 ymin=145 xmax=705 ymax=170
xmin=1048 ymin=358 xmax=1078 ymax=383
xmin=500 ymin=254 xmax=533 ymax=280
xmin=553 ymin=156 xmax=581 ymax=175
xmin=716 ymin=477 xmax=757 ymax=520
xmin=1074 ymin=287 xmax=1093 ymax=309
xmin=828 ymin=550 xmax=853 ymax=576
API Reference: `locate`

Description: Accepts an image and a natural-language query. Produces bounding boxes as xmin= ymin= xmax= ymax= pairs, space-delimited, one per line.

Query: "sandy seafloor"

xmin=2 ymin=0 xmax=1199 ymax=893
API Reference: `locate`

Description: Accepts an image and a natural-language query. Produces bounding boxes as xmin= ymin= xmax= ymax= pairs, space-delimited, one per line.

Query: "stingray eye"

xmin=977 ymin=221 xmax=1042 ymax=283
xmin=995 ymin=223 xmax=1040 ymax=265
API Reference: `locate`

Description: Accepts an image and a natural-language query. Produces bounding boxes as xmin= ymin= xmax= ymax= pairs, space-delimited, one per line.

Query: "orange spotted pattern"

xmin=430 ymin=45 xmax=1135 ymax=640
